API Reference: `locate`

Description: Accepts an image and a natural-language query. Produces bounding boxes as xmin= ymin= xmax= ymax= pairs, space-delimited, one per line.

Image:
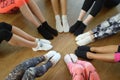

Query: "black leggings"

xmin=0 ymin=22 xmax=13 ymax=43
xmin=82 ymin=0 xmax=120 ymax=17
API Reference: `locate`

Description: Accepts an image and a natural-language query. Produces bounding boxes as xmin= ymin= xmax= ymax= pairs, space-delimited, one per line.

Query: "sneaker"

xmin=32 ymin=42 xmax=53 ymax=51
xmin=44 ymin=50 xmax=57 ymax=60
xmin=35 ymin=38 xmax=51 ymax=44
xmin=50 ymin=52 xmax=61 ymax=66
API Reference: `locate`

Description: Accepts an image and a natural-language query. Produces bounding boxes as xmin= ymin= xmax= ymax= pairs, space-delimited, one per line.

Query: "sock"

xmin=62 ymin=15 xmax=70 ymax=32
xmin=75 ymin=50 xmax=91 ymax=60
xmin=42 ymin=21 xmax=58 ymax=36
xmin=55 ymin=15 xmax=63 ymax=32
xmin=37 ymin=25 xmax=53 ymax=40
xmin=76 ymin=36 xmax=93 ymax=46
xmin=77 ymin=46 xmax=91 ymax=52
xmin=74 ymin=22 xmax=87 ymax=36
xmin=75 ymin=32 xmax=91 ymax=41
xmin=69 ymin=20 xmax=82 ymax=33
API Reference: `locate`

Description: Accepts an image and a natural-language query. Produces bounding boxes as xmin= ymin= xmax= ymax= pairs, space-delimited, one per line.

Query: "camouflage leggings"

xmin=92 ymin=13 xmax=120 ymax=39
xmin=6 ymin=56 xmax=52 ymax=80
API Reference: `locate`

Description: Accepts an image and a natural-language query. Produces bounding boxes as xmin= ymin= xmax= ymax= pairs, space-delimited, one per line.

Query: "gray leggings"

xmin=6 ymin=56 xmax=52 ymax=80
xmin=92 ymin=13 xmax=120 ymax=39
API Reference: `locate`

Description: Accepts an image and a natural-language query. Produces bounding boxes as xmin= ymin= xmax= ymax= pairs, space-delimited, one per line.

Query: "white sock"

xmin=69 ymin=54 xmax=78 ymax=63
xmin=55 ymin=15 xmax=63 ymax=32
xmin=32 ymin=42 xmax=53 ymax=51
xmin=50 ymin=52 xmax=61 ymax=67
xmin=62 ymin=15 xmax=70 ymax=32
xmin=44 ymin=50 xmax=57 ymax=60
xmin=64 ymin=54 xmax=72 ymax=64
xmin=76 ymin=36 xmax=93 ymax=46
xmin=35 ymin=38 xmax=51 ymax=44
xmin=75 ymin=32 xmax=91 ymax=41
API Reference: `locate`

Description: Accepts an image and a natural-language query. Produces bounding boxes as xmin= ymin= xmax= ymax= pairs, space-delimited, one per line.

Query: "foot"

xmin=69 ymin=54 xmax=78 ymax=63
xmin=75 ymin=49 xmax=92 ymax=60
xmin=64 ymin=54 xmax=73 ymax=64
xmin=49 ymin=52 xmax=61 ymax=66
xmin=69 ymin=21 xmax=82 ymax=33
xmin=44 ymin=50 xmax=57 ymax=60
xmin=32 ymin=42 xmax=53 ymax=51
xmin=77 ymin=46 xmax=91 ymax=52
xmin=76 ymin=36 xmax=93 ymax=46
xmin=35 ymin=38 xmax=51 ymax=44
xmin=75 ymin=32 xmax=91 ymax=41
xmin=62 ymin=15 xmax=70 ymax=32
xmin=74 ymin=22 xmax=86 ymax=36
xmin=55 ymin=15 xmax=63 ymax=32
xmin=37 ymin=25 xmax=53 ymax=40
xmin=42 ymin=21 xmax=58 ymax=36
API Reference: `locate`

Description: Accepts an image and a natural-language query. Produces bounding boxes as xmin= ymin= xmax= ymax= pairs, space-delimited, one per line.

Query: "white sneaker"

xmin=32 ymin=42 xmax=53 ymax=51
xmin=76 ymin=36 xmax=93 ymax=46
xmin=44 ymin=50 xmax=57 ymax=60
xmin=75 ymin=32 xmax=91 ymax=41
xmin=35 ymin=38 xmax=51 ymax=44
xmin=50 ymin=52 xmax=61 ymax=66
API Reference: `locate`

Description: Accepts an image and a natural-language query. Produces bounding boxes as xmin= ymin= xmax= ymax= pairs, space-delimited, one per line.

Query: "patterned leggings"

xmin=92 ymin=13 xmax=120 ymax=39
xmin=6 ymin=56 xmax=52 ymax=80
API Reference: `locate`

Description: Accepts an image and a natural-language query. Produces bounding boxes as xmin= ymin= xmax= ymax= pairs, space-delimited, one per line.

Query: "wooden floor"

xmin=0 ymin=0 xmax=120 ymax=80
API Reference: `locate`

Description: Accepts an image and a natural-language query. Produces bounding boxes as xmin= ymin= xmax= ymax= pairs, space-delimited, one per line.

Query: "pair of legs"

xmin=6 ymin=51 xmax=61 ymax=80
xmin=64 ymin=54 xmax=100 ymax=80
xmin=0 ymin=22 xmax=52 ymax=51
xmin=70 ymin=0 xmax=120 ymax=36
xmin=20 ymin=0 xmax=58 ymax=40
xmin=0 ymin=0 xmax=58 ymax=40
xmin=51 ymin=0 xmax=69 ymax=32
xmin=70 ymin=0 xmax=105 ymax=36
xmin=75 ymin=13 xmax=120 ymax=46
xmin=75 ymin=45 xmax=120 ymax=62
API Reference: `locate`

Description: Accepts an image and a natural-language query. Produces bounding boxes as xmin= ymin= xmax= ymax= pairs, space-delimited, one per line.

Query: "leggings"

xmin=82 ymin=0 xmax=120 ymax=17
xmin=92 ymin=13 xmax=120 ymax=39
xmin=0 ymin=0 xmax=29 ymax=13
xmin=6 ymin=56 xmax=53 ymax=80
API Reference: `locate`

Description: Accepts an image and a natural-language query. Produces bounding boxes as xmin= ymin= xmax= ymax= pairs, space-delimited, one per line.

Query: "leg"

xmin=19 ymin=0 xmax=41 ymax=27
xmin=73 ymin=0 xmax=105 ymax=36
xmin=8 ymin=34 xmax=37 ymax=48
xmin=51 ymin=0 xmax=63 ymax=32
xmin=27 ymin=0 xmax=45 ymax=23
xmin=6 ymin=56 xmax=45 ymax=80
xmin=12 ymin=26 xmax=35 ymax=41
xmin=78 ymin=0 xmax=95 ymax=21
xmin=83 ymin=0 xmax=105 ymax=25
xmin=64 ymin=54 xmax=85 ymax=80
xmin=69 ymin=0 xmax=95 ymax=33
xmin=87 ymin=52 xmax=115 ymax=62
xmin=60 ymin=0 xmax=70 ymax=32
xmin=91 ymin=45 xmax=119 ymax=53
xmin=51 ymin=0 xmax=60 ymax=15
xmin=22 ymin=61 xmax=52 ymax=80
xmin=22 ymin=52 xmax=61 ymax=79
